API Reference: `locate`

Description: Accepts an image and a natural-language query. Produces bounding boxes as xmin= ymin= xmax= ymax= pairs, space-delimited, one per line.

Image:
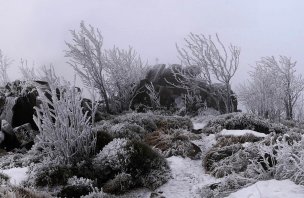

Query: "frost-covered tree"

xmin=65 ymin=21 xmax=146 ymax=113
xmin=239 ymin=56 xmax=304 ymax=120
xmin=239 ymin=64 xmax=283 ymax=120
xmin=176 ymin=33 xmax=240 ymax=113
xmin=33 ymin=75 xmax=97 ymax=164
xmin=0 ymin=49 xmax=10 ymax=86
xmin=65 ymin=21 xmax=110 ymax=112
xmin=104 ymin=46 xmax=147 ymax=112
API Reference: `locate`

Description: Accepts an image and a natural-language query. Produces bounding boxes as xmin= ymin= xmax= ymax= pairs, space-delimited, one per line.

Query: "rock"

xmin=0 ymin=120 xmax=21 ymax=151
xmin=12 ymin=93 xmax=38 ymax=130
xmin=13 ymin=123 xmax=38 ymax=149
xmin=131 ymin=64 xmax=238 ymax=113
xmin=1 ymin=120 xmax=13 ymax=135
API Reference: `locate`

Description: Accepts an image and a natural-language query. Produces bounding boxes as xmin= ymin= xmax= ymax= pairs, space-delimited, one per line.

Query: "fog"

xmin=1 ymin=0 xmax=304 ymax=89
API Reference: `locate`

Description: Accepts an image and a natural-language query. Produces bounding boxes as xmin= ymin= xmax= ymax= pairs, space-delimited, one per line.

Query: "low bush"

xmin=204 ymin=144 xmax=243 ymax=177
xmin=93 ymin=138 xmax=170 ymax=193
xmin=111 ymin=112 xmax=193 ymax=132
xmin=202 ymin=113 xmax=287 ymax=134
xmin=34 ymin=163 xmax=74 ymax=187
xmin=145 ymin=129 xmax=201 ymax=159
xmin=102 ymin=173 xmax=133 ymax=194
xmin=198 ymin=174 xmax=256 ymax=198
xmin=0 ymin=186 xmax=51 ymax=198
xmin=214 ymin=134 xmax=263 ymax=148
xmin=246 ymin=133 xmax=304 ymax=185
xmin=0 ymin=172 xmax=9 ymax=185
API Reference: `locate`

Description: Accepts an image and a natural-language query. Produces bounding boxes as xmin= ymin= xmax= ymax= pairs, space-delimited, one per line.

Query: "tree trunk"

xmin=226 ymin=83 xmax=232 ymax=113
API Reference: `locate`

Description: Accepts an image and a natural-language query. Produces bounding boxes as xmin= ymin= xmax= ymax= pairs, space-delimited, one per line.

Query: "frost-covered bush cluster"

xmin=201 ymin=130 xmax=304 ymax=197
xmin=110 ymin=112 xmax=193 ymax=131
xmin=33 ymin=79 xmax=96 ymax=165
xmin=96 ymin=112 xmax=193 ymax=141
xmin=202 ymin=113 xmax=287 ymax=134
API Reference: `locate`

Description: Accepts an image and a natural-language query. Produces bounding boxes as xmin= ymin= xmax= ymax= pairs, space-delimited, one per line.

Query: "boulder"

xmin=13 ymin=123 xmax=38 ymax=149
xmin=12 ymin=93 xmax=38 ymax=130
xmin=0 ymin=119 xmax=20 ymax=151
xmin=131 ymin=64 xmax=238 ymax=113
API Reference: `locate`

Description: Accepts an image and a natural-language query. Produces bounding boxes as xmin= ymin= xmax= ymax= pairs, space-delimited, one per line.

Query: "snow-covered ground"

xmin=220 ymin=129 xmax=267 ymax=138
xmin=156 ymin=156 xmax=218 ymax=198
xmin=227 ymin=179 xmax=304 ymax=198
xmin=0 ymin=167 xmax=28 ymax=185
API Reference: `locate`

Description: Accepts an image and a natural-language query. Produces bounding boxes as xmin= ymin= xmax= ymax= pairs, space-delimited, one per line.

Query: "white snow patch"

xmin=227 ymin=179 xmax=304 ymax=198
xmin=193 ymin=122 xmax=207 ymax=130
xmin=220 ymin=129 xmax=267 ymax=138
xmin=1 ymin=167 xmax=28 ymax=185
xmin=156 ymin=156 xmax=218 ymax=198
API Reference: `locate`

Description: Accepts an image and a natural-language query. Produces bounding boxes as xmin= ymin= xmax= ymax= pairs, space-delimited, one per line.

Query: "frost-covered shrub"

xmin=215 ymin=134 xmax=263 ymax=148
xmin=33 ymin=79 xmax=96 ymax=165
xmin=0 ymin=186 xmax=51 ymax=198
xmin=67 ymin=176 xmax=94 ymax=186
xmin=145 ymin=129 xmax=201 ymax=159
xmin=247 ymin=134 xmax=304 ymax=185
xmin=198 ymin=174 xmax=256 ymax=198
xmin=202 ymin=113 xmax=287 ymax=134
xmin=102 ymin=172 xmax=133 ymax=194
xmin=93 ymin=138 xmax=131 ymax=172
xmin=34 ymin=162 xmax=74 ymax=187
xmin=0 ymin=172 xmax=9 ymax=185
xmin=109 ymin=122 xmax=146 ymax=140
xmin=204 ymin=144 xmax=243 ymax=177
xmin=111 ymin=112 xmax=192 ymax=132
xmin=0 ymin=152 xmax=28 ymax=169
xmin=209 ymin=145 xmax=259 ymax=178
xmin=93 ymin=138 xmax=170 ymax=193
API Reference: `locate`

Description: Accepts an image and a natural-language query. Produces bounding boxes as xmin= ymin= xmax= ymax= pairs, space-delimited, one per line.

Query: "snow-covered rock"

xmin=227 ymin=179 xmax=304 ymax=198
xmin=1 ymin=167 xmax=28 ymax=185
xmin=219 ymin=129 xmax=267 ymax=138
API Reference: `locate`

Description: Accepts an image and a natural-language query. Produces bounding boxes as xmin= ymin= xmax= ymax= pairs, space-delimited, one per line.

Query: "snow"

xmin=227 ymin=179 xmax=304 ymax=198
xmin=156 ymin=156 xmax=218 ymax=198
xmin=0 ymin=167 xmax=28 ymax=185
xmin=193 ymin=122 xmax=207 ymax=130
xmin=220 ymin=129 xmax=267 ymax=138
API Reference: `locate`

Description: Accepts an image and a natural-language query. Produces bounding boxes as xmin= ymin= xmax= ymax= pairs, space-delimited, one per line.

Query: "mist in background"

xmin=0 ymin=0 xmax=303 ymax=91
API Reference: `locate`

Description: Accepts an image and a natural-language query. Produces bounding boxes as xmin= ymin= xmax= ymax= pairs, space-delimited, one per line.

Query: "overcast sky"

xmin=0 ymin=0 xmax=304 ymax=89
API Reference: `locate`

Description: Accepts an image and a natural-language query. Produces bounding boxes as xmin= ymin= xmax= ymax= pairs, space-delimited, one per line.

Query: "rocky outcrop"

xmin=131 ymin=64 xmax=238 ymax=113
